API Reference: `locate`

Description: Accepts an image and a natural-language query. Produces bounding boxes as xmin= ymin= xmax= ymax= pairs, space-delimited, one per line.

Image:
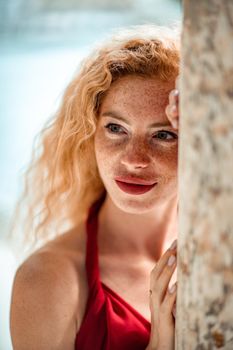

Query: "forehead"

xmin=99 ymin=75 xmax=175 ymax=120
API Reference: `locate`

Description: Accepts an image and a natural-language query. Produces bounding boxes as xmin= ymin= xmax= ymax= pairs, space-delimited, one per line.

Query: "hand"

xmin=147 ymin=240 xmax=177 ymax=350
xmin=165 ymin=76 xmax=179 ymax=130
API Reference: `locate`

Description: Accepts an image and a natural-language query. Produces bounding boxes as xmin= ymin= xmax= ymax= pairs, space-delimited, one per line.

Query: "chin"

xmin=111 ymin=193 xmax=158 ymax=214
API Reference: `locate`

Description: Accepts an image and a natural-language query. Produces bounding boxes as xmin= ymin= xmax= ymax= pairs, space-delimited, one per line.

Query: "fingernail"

xmin=171 ymin=104 xmax=177 ymax=113
xmin=168 ymin=255 xmax=176 ymax=266
xmin=172 ymin=89 xmax=179 ymax=97
xmin=169 ymin=282 xmax=177 ymax=293
xmin=169 ymin=239 xmax=177 ymax=250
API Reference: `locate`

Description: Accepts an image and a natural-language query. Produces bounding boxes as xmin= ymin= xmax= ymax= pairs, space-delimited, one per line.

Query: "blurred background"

xmin=0 ymin=0 xmax=182 ymax=348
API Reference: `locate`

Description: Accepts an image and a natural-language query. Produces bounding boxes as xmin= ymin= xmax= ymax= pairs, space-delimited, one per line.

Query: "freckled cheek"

xmin=95 ymin=131 xmax=124 ymax=153
xmin=94 ymin=135 xmax=120 ymax=171
xmin=153 ymin=146 xmax=178 ymax=173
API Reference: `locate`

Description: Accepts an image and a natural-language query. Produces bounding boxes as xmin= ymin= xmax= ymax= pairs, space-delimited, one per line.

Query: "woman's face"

xmin=94 ymin=75 xmax=178 ymax=214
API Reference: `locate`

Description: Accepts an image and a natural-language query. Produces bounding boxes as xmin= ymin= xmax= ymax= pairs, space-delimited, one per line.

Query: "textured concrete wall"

xmin=176 ymin=1 xmax=233 ymax=349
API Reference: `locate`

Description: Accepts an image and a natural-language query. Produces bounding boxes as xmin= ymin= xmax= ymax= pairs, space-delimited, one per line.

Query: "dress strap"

xmin=85 ymin=193 xmax=106 ymax=289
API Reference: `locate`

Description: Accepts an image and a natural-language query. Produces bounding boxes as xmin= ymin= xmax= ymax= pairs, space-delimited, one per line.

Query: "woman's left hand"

xmin=165 ymin=80 xmax=179 ymax=130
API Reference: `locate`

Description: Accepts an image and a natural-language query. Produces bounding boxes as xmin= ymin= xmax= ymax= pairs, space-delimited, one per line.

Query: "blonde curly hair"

xmin=10 ymin=24 xmax=180 ymax=255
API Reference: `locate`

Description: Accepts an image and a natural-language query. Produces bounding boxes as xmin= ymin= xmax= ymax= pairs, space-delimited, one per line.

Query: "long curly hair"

xmin=10 ymin=24 xmax=180 ymax=256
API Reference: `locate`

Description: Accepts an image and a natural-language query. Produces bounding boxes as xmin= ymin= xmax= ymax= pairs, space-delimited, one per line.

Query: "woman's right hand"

xmin=146 ymin=240 xmax=177 ymax=350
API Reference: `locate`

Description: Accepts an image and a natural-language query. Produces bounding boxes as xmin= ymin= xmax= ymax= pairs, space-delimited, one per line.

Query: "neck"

xmin=98 ymin=194 xmax=178 ymax=263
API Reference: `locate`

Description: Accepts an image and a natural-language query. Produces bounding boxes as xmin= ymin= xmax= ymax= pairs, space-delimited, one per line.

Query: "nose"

xmin=120 ymin=140 xmax=151 ymax=170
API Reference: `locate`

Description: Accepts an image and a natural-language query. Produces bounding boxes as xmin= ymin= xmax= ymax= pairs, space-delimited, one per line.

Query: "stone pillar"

xmin=176 ymin=1 xmax=233 ymax=349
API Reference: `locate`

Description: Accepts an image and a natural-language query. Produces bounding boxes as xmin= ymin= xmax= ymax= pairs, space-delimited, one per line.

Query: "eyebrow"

xmin=101 ymin=111 xmax=171 ymax=128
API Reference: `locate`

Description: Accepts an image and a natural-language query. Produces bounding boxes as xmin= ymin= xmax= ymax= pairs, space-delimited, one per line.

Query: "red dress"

xmin=75 ymin=195 xmax=151 ymax=349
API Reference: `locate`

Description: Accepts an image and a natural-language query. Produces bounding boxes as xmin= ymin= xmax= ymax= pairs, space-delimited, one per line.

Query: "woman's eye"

xmin=153 ymin=130 xmax=178 ymax=141
xmin=104 ymin=123 xmax=126 ymax=134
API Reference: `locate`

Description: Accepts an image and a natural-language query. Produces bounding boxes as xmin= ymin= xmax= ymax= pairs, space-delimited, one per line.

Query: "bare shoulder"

xmin=10 ymin=223 xmax=88 ymax=350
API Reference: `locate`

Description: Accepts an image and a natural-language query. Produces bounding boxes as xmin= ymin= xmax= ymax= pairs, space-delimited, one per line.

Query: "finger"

xmin=168 ymin=89 xmax=179 ymax=106
xmin=172 ymin=303 xmax=176 ymax=319
xmin=161 ymin=282 xmax=177 ymax=321
xmin=171 ymin=117 xmax=178 ymax=130
xmin=155 ymin=256 xmax=177 ymax=302
xmin=170 ymin=103 xmax=179 ymax=118
xmin=165 ymin=105 xmax=179 ymax=129
xmin=150 ymin=241 xmax=177 ymax=278
xmin=165 ymin=282 xmax=177 ymax=309
xmin=165 ymin=103 xmax=179 ymax=120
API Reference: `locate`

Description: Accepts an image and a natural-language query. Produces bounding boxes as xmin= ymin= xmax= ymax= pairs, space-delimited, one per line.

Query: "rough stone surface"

xmin=175 ymin=1 xmax=233 ymax=349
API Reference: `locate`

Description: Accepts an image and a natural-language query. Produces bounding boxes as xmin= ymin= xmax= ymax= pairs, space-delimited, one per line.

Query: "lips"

xmin=115 ymin=176 xmax=155 ymax=186
xmin=115 ymin=177 xmax=157 ymax=195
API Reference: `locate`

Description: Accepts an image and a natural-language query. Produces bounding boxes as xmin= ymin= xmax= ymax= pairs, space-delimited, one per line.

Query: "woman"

xmin=10 ymin=24 xmax=180 ymax=350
